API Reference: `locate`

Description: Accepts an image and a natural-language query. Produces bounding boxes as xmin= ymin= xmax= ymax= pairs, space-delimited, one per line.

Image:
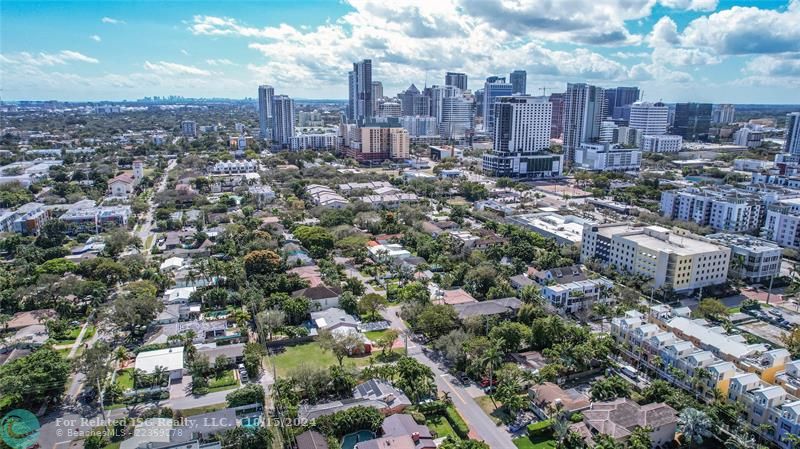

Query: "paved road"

xmin=381 ymin=306 xmax=515 ymax=448
xmin=137 ymin=160 xmax=176 ymax=252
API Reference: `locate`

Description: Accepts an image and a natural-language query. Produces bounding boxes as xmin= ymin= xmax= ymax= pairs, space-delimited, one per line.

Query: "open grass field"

xmin=270 ymin=342 xmax=374 ymax=377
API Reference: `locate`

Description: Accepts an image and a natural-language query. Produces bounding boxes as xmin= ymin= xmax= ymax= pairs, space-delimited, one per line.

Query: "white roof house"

xmin=159 ymin=256 xmax=184 ymax=272
xmin=135 ymin=346 xmax=184 ymax=374
xmin=164 ymin=287 xmax=196 ymax=303
xmin=120 ymin=418 xmax=174 ymax=449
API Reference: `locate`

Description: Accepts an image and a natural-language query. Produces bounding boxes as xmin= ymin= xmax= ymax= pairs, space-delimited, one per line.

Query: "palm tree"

xmin=113 ymin=346 xmax=129 ymax=370
xmin=724 ymin=430 xmax=754 ymax=449
xmin=783 ymin=433 xmax=800 ymax=449
xmin=678 ymin=408 xmax=714 ymax=448
xmin=131 ymin=368 xmax=146 ymax=390
xmin=592 ymin=302 xmax=611 ymax=333
xmin=152 ymin=365 xmax=168 ymax=387
xmin=479 ymin=342 xmax=505 ymax=406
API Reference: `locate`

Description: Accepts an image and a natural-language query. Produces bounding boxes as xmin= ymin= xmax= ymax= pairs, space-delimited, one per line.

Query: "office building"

xmin=297 ymin=111 xmax=323 ymax=127
xmin=600 ymin=121 xmax=618 ymax=143
xmin=713 ymin=104 xmax=736 ymax=124
xmin=482 ymin=76 xmax=514 ymax=135
xmin=629 ymin=101 xmax=669 ymax=137
xmin=563 ymin=83 xmax=604 ymax=164
xmin=510 ymin=70 xmax=526 ymax=95
xmin=659 ymin=186 xmax=767 ymax=233
xmin=604 ymin=87 xmax=640 ymax=120
xmin=474 ymin=89 xmax=484 ymax=118
xmin=507 ymin=212 xmax=588 ymax=245
xmin=398 ymin=84 xmax=430 ymax=117
xmin=445 ymin=72 xmax=468 ymax=91
xmin=371 ymin=81 xmax=383 ymax=113
xmin=581 ymin=223 xmax=730 ymax=292
xmin=482 ymin=96 xmax=561 ymax=178
xmin=347 ymin=59 xmax=372 ymax=122
xmin=399 ymin=116 xmax=438 ymax=137
xmin=379 ymin=102 xmax=401 ymax=118
xmin=734 ymin=127 xmax=765 ymax=148
xmin=428 ymin=85 xmax=460 ymax=123
xmin=786 ymin=112 xmax=800 ymax=154
xmin=257 ymin=85 xmax=274 ymax=140
xmin=673 ymin=103 xmax=713 ymax=142
xmin=641 ymin=134 xmax=682 ymax=153
xmin=616 ymin=127 xmax=641 ymax=147
xmin=180 ymin=120 xmax=197 ymax=138
xmin=271 ymin=95 xmax=295 ymax=148
xmin=548 ymin=93 xmax=564 ymax=139
xmin=706 ymin=233 xmax=782 ymax=283
xmin=574 ymin=143 xmax=642 ymax=172
xmin=439 ymin=96 xmax=474 ymax=139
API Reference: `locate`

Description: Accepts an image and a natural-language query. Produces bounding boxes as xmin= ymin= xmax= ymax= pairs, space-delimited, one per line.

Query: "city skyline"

xmin=1 ymin=0 xmax=800 ymax=103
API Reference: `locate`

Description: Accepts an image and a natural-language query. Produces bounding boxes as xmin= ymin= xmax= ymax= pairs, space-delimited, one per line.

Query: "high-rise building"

xmin=548 ymin=93 xmax=564 ymax=139
xmin=673 ymin=103 xmax=713 ymax=142
xmin=510 ymin=70 xmax=527 ymax=95
xmin=713 ymin=104 xmax=735 ymax=124
xmin=347 ymin=59 xmax=372 ymax=122
xmin=271 ymin=95 xmax=295 ymax=148
xmin=379 ymin=102 xmax=401 ymax=118
xmin=482 ymin=76 xmax=513 ymax=135
xmin=399 ymin=116 xmax=438 ymax=137
xmin=563 ymin=83 xmax=604 ymax=164
xmin=785 ymin=112 xmax=800 ymax=154
xmin=428 ymin=85 xmax=460 ymax=123
xmin=398 ymin=84 xmax=430 ymax=117
xmin=604 ymin=87 xmax=640 ymax=120
xmin=347 ymin=118 xmax=409 ymax=163
xmin=258 ymin=85 xmax=274 ymax=140
xmin=439 ymin=96 xmax=474 ymax=139
xmin=482 ymin=96 xmax=561 ymax=178
xmin=371 ymin=81 xmax=383 ymax=114
xmin=629 ymin=101 xmax=669 ymax=137
xmin=445 ymin=72 xmax=468 ymax=91
xmin=475 ymin=89 xmax=484 ymax=118
xmin=181 ymin=120 xmax=197 ymax=138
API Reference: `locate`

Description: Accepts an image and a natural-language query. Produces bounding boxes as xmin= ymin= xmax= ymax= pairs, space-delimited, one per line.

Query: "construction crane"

xmin=539 ymin=87 xmax=559 ymax=96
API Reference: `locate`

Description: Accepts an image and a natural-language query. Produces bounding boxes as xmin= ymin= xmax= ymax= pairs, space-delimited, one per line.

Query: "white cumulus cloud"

xmin=143 ymin=61 xmax=211 ymax=77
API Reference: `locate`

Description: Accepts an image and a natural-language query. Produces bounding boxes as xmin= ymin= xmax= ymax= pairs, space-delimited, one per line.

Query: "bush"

xmin=408 ymin=410 xmax=426 ymax=424
xmin=417 ymin=400 xmax=447 ymax=416
xmin=445 ymin=406 xmax=469 ymax=439
xmin=569 ymin=413 xmax=583 ymax=423
xmin=226 ymin=384 xmax=265 ymax=407
xmin=527 ymin=419 xmax=553 ymax=437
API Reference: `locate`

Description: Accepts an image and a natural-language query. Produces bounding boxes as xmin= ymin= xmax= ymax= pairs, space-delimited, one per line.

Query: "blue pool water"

xmin=341 ymin=430 xmax=376 ymax=449
xmin=240 ymin=416 xmax=260 ymax=428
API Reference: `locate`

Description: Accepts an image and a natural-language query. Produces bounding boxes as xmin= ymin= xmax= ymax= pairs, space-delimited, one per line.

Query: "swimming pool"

xmin=240 ymin=416 xmax=260 ymax=428
xmin=341 ymin=430 xmax=376 ymax=449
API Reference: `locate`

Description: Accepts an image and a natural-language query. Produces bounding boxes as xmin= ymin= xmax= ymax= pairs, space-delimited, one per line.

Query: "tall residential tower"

xmin=563 ymin=83 xmax=604 ymax=164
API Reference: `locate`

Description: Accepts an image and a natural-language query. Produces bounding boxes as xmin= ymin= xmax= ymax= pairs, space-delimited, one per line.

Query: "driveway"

xmin=381 ymin=306 xmax=516 ymax=448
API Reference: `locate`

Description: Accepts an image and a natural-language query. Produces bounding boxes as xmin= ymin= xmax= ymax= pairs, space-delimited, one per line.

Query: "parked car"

xmin=768 ymin=309 xmax=783 ymax=317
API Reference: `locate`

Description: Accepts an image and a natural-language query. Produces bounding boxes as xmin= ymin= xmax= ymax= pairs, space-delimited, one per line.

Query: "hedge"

xmin=527 ymin=419 xmax=553 ymax=437
xmin=445 ymin=406 xmax=469 ymax=439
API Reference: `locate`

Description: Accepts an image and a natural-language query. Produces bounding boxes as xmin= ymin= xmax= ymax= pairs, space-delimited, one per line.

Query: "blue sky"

xmin=1 ymin=0 xmax=799 ymax=103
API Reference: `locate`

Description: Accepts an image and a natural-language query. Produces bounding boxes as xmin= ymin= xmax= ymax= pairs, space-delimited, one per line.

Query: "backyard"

xmin=513 ymin=434 xmax=557 ymax=449
xmin=474 ymin=395 xmax=514 ymax=425
xmin=426 ymin=415 xmax=459 ymax=440
xmin=207 ymin=369 xmax=239 ymax=393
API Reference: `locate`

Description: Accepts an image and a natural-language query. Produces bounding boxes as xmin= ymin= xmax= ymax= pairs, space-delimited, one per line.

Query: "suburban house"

xmin=293 ymin=285 xmax=343 ymax=310
xmin=356 ymin=414 xmax=436 ymax=449
xmin=295 ymin=430 xmax=329 ymax=449
xmin=570 ymin=399 xmax=678 ymax=449
xmin=452 ymin=297 xmax=522 ymax=320
xmin=352 ymin=379 xmax=412 ymax=414
xmin=134 ymin=346 xmax=185 ymax=381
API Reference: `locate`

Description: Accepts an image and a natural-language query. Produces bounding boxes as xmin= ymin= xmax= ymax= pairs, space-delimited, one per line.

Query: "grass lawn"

xmin=102 ymin=442 xmax=121 ymax=449
xmin=177 ymin=403 xmax=227 ymax=417
xmin=271 ymin=342 xmax=374 ymax=377
xmin=207 ymin=370 xmax=239 ymax=392
xmin=116 ymin=369 xmax=134 ymax=390
xmin=513 ymin=435 xmax=557 ymax=449
xmin=427 ymin=415 xmax=459 ymax=441
xmin=365 ymin=329 xmax=393 ymax=342
xmin=145 ymin=235 xmax=154 ymax=249
xmin=474 ymin=395 xmax=514 ymax=425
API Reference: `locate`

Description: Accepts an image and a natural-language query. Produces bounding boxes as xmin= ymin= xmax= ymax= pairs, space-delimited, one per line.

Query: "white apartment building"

xmin=507 ymin=212 xmax=588 ymax=245
xmin=734 ymin=127 xmax=765 ymax=148
xmin=660 ymin=187 xmax=765 ymax=233
xmin=629 ymin=101 xmax=669 ymax=136
xmin=581 ymin=223 xmax=730 ymax=292
xmin=540 ymin=277 xmax=614 ymax=313
xmin=641 ymin=134 xmax=682 ymax=153
xmin=573 ymin=143 xmax=641 ymax=172
xmin=289 ymin=133 xmax=340 ymax=151
xmin=706 ymin=233 xmax=782 ymax=283
xmin=210 ymin=160 xmax=259 ymax=174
